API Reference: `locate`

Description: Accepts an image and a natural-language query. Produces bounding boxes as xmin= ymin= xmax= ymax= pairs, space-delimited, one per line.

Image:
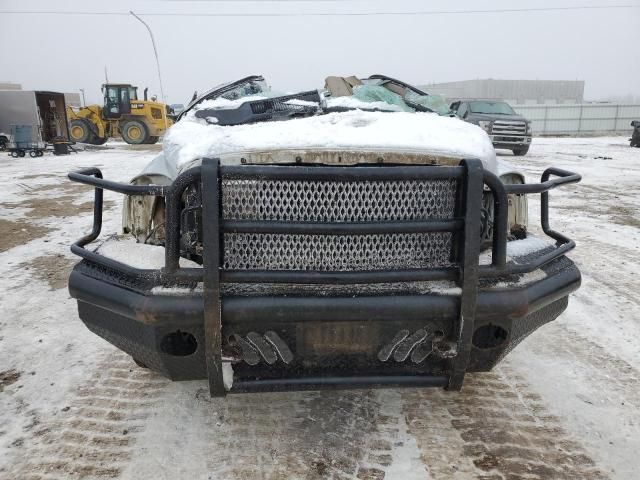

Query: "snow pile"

xmin=164 ymin=109 xmax=495 ymax=168
xmin=96 ymin=237 xmax=201 ymax=269
xmin=506 ymin=236 xmax=554 ymax=257
xmin=150 ymin=285 xmax=203 ymax=295
xmin=480 ymin=236 xmax=554 ymax=265
xmin=222 ymin=363 xmax=234 ymax=390
xmin=285 ymin=98 xmax=321 ymax=107
xmin=494 ymin=268 xmax=547 ymax=288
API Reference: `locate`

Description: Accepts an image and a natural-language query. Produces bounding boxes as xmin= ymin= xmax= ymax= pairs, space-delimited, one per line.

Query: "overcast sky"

xmin=1 ymin=0 xmax=639 ymax=104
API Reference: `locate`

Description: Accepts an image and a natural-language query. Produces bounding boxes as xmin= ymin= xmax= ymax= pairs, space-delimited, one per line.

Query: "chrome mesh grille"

xmin=491 ymin=120 xmax=527 ymax=136
xmin=222 ymin=179 xmax=458 ymax=222
xmin=223 ymin=232 xmax=453 ymax=271
xmin=221 ymin=178 xmax=458 ymax=272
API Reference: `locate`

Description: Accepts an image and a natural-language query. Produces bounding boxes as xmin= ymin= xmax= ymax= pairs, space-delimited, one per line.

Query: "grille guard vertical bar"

xmin=201 ymin=158 xmax=225 ymax=396
xmin=164 ymin=167 xmax=201 ymax=273
xmin=481 ymin=171 xmax=508 ymax=268
xmin=70 ymin=167 xmax=104 ymax=247
xmin=448 ymin=159 xmax=484 ymax=390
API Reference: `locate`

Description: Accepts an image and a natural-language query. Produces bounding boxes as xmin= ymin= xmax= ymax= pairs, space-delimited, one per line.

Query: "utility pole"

xmin=130 ymin=10 xmax=168 ymax=129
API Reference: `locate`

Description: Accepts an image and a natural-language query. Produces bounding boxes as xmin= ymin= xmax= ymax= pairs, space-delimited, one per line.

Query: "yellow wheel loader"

xmin=66 ymin=84 xmax=172 ymax=145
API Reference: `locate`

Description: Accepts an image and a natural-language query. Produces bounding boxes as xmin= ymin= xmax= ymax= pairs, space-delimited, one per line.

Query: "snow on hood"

xmin=161 ymin=109 xmax=496 ymax=172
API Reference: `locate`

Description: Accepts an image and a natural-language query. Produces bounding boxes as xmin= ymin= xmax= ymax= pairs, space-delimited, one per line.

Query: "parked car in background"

xmin=631 ymin=121 xmax=640 ymax=147
xmin=450 ymin=100 xmax=532 ymax=156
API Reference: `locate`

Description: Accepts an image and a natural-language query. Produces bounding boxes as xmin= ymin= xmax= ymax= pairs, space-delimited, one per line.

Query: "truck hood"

xmin=135 ymin=110 xmax=497 ymax=182
xmin=467 ymin=112 xmax=527 ymax=123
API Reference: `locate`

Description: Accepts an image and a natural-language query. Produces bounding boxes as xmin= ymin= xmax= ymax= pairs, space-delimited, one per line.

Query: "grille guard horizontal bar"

xmin=68 ymin=160 xmax=581 ymax=285
xmin=223 ymin=219 xmax=465 ymax=235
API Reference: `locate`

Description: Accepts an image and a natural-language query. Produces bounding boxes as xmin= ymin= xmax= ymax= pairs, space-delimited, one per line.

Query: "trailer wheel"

xmin=29 ymin=150 xmax=38 ymax=158
xmin=10 ymin=151 xmax=18 ymax=158
xmin=69 ymin=119 xmax=93 ymax=143
xmin=18 ymin=150 xmax=25 ymax=157
xmin=121 ymin=120 xmax=149 ymax=145
xmin=37 ymin=150 xmax=44 ymax=157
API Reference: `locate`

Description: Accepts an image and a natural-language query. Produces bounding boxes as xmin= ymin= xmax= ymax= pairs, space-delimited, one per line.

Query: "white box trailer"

xmin=0 ymin=90 xmax=70 ymax=151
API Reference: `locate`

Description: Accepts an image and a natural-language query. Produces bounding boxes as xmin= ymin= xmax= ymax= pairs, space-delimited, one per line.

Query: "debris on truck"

xmin=67 ymin=75 xmax=581 ymax=396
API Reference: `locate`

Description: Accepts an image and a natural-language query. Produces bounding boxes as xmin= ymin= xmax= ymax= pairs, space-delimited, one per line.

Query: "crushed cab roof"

xmin=147 ymin=75 xmax=497 ymax=178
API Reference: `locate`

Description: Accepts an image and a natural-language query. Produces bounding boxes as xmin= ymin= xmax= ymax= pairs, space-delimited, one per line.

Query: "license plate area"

xmin=297 ymin=322 xmax=381 ymax=356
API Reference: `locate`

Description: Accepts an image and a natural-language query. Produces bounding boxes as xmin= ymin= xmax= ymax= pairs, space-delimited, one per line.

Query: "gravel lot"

xmin=0 ymin=137 xmax=638 ymax=479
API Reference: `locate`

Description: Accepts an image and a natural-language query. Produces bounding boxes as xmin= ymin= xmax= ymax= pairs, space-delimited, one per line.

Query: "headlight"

xmin=478 ymin=120 xmax=492 ymax=132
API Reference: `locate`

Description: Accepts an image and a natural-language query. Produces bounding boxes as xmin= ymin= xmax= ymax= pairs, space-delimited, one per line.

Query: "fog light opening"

xmin=160 ymin=330 xmax=198 ymax=356
xmin=472 ymin=325 xmax=508 ymax=349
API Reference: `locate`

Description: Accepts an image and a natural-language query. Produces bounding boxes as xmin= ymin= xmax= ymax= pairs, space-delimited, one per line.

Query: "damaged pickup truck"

xmin=68 ymin=75 xmax=581 ymax=396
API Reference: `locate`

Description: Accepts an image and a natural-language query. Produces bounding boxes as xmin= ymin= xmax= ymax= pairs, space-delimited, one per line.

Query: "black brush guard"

xmin=68 ymin=159 xmax=581 ymax=396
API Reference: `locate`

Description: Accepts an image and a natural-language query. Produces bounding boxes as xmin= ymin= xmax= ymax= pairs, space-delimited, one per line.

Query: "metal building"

xmin=421 ymin=79 xmax=585 ymax=105
xmin=0 ymin=82 xmax=22 ymax=90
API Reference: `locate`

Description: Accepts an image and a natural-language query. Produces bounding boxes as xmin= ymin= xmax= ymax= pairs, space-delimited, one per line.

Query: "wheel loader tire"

xmin=92 ymin=136 xmax=108 ymax=145
xmin=144 ymin=136 xmax=159 ymax=144
xmin=121 ymin=120 xmax=149 ymax=145
xmin=69 ymin=119 xmax=93 ymax=144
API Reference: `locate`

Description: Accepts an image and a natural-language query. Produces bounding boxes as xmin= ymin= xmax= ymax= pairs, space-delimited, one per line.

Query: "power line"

xmin=0 ymin=5 xmax=638 ymax=17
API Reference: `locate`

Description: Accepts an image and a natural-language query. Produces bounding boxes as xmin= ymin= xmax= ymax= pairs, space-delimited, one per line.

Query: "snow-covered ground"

xmin=0 ymin=137 xmax=638 ymax=479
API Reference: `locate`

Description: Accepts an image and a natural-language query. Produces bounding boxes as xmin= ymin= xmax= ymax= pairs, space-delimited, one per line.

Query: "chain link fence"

xmin=513 ymin=104 xmax=640 ymax=136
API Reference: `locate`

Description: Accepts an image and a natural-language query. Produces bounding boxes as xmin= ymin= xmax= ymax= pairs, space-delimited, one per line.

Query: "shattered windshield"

xmin=469 ymin=101 xmax=515 ymax=115
xmin=219 ymin=79 xmax=269 ymax=101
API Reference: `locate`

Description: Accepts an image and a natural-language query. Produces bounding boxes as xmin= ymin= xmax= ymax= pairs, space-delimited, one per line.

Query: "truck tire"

xmin=10 ymin=150 xmax=18 ymax=158
xmin=121 ymin=120 xmax=149 ymax=145
xmin=69 ymin=119 xmax=93 ymax=144
xmin=512 ymin=146 xmax=530 ymax=156
xmin=29 ymin=150 xmax=38 ymax=158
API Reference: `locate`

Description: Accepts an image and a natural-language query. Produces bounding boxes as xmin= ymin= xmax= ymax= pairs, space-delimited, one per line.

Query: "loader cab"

xmin=102 ymin=84 xmax=138 ymax=119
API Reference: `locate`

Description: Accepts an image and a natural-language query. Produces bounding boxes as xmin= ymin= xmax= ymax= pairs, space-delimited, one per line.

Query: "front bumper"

xmin=67 ymin=159 xmax=581 ymax=395
xmin=69 ymin=252 xmax=579 ymax=392
xmin=490 ymin=134 xmax=532 ymax=149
